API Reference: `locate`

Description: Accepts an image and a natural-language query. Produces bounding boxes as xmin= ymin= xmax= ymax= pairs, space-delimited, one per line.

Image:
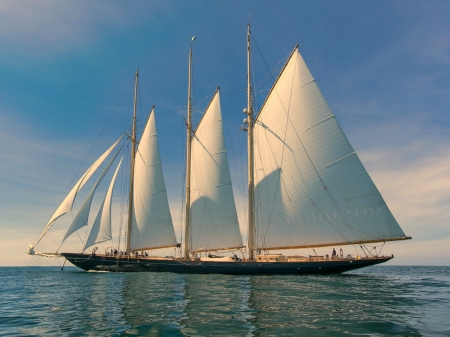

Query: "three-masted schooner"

xmin=27 ymin=25 xmax=411 ymax=274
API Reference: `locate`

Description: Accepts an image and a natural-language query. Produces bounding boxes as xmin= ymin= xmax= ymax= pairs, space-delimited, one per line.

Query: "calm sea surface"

xmin=0 ymin=266 xmax=449 ymax=336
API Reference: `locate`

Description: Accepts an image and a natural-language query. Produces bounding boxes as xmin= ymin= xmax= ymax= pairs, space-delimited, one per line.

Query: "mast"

xmin=246 ymin=23 xmax=255 ymax=261
xmin=126 ymin=69 xmax=139 ymax=255
xmin=184 ymin=36 xmax=195 ymax=259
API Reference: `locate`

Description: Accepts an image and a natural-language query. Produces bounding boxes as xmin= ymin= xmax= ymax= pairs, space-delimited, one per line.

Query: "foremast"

xmin=126 ymin=69 xmax=139 ymax=255
xmin=245 ymin=23 xmax=255 ymax=261
xmin=184 ymin=37 xmax=195 ymax=259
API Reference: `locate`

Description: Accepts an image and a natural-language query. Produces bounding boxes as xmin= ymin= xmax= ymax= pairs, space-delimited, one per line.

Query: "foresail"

xmin=62 ymin=148 xmax=122 ymax=243
xmin=190 ymin=89 xmax=242 ymax=252
xmin=84 ymin=157 xmax=123 ymax=251
xmin=35 ymin=136 xmax=122 ymax=245
xmin=130 ymin=109 xmax=176 ymax=251
xmin=253 ymin=49 xmax=407 ymax=250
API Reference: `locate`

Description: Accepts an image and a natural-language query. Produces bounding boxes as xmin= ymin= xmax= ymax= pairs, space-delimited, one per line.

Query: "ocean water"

xmin=0 ymin=266 xmax=449 ymax=336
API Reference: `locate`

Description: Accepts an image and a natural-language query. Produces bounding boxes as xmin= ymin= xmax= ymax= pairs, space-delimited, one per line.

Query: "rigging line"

xmin=276 ymin=143 xmax=358 ymax=244
xmin=154 ymin=95 xmax=221 ymax=121
xmin=291 ymin=177 xmax=352 ymax=244
xmin=198 ymin=55 xmax=246 ymax=91
xmin=255 ymin=55 xmax=350 ymax=246
xmin=33 ymin=77 xmax=135 ymax=247
xmin=192 ymin=119 xmax=241 ymax=250
xmin=191 ymin=57 xmax=197 ymax=127
xmin=120 ymin=140 xmax=131 ymax=252
xmin=249 ymin=33 xmax=288 ymax=109
xmin=195 ymin=34 xmax=246 ymax=98
xmin=237 ymin=129 xmax=248 ymax=228
xmin=221 ymin=88 xmax=247 ymax=97
xmin=263 ymin=54 xmax=298 ymax=244
xmin=156 ymin=94 xmax=245 ymax=127
xmin=139 ymin=75 xmax=182 ymax=111
xmin=256 ymin=119 xmax=343 ymax=248
xmin=142 ymin=56 xmax=188 ymax=110
xmin=253 ymin=135 xmax=275 ymax=249
xmin=249 ymin=50 xmax=260 ymax=115
xmin=138 ymin=77 xmax=143 ymax=139
xmin=117 ymin=140 xmax=128 ymax=251
xmin=254 ymin=143 xmax=274 ymax=251
xmin=253 ymin=53 xmax=289 ymax=93
xmin=257 ymin=49 xmax=361 ymax=242
xmin=179 ymin=119 xmax=187 ymax=248
xmin=222 ymin=100 xmax=246 ymax=219
xmin=192 ymin=163 xmax=236 ymax=252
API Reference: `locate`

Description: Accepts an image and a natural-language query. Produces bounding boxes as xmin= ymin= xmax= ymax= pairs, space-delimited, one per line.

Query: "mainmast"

xmin=126 ymin=69 xmax=139 ymax=255
xmin=184 ymin=36 xmax=195 ymax=259
xmin=245 ymin=23 xmax=255 ymax=261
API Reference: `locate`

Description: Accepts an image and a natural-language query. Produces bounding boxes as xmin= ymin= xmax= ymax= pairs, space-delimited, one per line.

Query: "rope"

xmin=33 ymin=77 xmax=134 ymax=247
xmin=253 ymin=39 xmax=361 ymax=245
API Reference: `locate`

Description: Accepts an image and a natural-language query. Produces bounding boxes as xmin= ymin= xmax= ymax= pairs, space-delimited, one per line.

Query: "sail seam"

xmin=215 ymin=183 xmax=231 ymax=187
xmin=326 ymin=152 xmax=356 ymax=167
xmin=305 ymin=114 xmax=335 ymax=131
xmin=260 ymin=51 xmax=362 ymax=243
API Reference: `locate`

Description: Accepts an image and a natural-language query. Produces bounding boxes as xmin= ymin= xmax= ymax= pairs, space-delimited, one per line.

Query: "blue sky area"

xmin=1 ymin=1 xmax=449 ymax=265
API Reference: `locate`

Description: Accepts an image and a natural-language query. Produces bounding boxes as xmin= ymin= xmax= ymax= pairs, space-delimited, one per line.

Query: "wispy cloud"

xmin=0 ymin=110 xmax=94 ymax=190
xmin=0 ymin=2 xmax=106 ymax=53
xmin=0 ymin=1 xmax=163 ymax=58
xmin=359 ymin=141 xmax=450 ymax=241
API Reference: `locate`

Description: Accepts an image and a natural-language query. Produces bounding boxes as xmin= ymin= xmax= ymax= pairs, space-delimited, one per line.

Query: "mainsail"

xmin=130 ymin=108 xmax=176 ymax=251
xmin=253 ymin=48 xmax=407 ymax=250
xmin=84 ymin=157 xmax=123 ymax=251
xmin=35 ymin=136 xmax=122 ymax=245
xmin=189 ymin=89 xmax=242 ymax=252
xmin=62 ymin=148 xmax=122 ymax=243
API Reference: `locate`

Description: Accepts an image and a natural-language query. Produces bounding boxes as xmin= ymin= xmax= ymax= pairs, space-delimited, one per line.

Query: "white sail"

xmin=130 ymin=109 xmax=176 ymax=251
xmin=35 ymin=136 xmax=122 ymax=245
xmin=84 ymin=157 xmax=123 ymax=251
xmin=62 ymin=148 xmax=122 ymax=243
xmin=189 ymin=89 xmax=242 ymax=252
xmin=253 ymin=49 xmax=407 ymax=250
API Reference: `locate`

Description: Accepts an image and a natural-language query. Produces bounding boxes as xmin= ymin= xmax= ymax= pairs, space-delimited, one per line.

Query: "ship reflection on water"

xmin=117 ymin=270 xmax=424 ymax=336
xmin=2 ymin=266 xmax=444 ymax=336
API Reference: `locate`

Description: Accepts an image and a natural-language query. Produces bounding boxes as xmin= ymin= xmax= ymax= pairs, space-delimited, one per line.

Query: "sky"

xmin=0 ymin=0 xmax=449 ymax=266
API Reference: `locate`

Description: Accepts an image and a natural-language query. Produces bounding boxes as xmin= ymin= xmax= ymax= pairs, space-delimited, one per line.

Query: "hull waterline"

xmin=61 ymin=253 xmax=392 ymax=275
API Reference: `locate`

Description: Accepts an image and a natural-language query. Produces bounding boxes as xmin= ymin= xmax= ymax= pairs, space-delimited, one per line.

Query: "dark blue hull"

xmin=61 ymin=253 xmax=391 ymax=274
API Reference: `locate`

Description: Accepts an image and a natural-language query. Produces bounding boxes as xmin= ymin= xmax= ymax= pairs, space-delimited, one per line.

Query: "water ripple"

xmin=0 ymin=266 xmax=449 ymax=336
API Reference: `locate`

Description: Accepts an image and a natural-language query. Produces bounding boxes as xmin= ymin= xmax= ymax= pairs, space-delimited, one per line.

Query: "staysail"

xmin=35 ymin=136 xmax=122 ymax=245
xmin=130 ymin=108 xmax=176 ymax=251
xmin=189 ymin=89 xmax=243 ymax=252
xmin=84 ymin=157 xmax=123 ymax=251
xmin=62 ymin=148 xmax=122 ymax=243
xmin=253 ymin=48 xmax=407 ymax=250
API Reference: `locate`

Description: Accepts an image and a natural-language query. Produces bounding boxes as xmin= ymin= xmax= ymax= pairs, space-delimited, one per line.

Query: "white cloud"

xmin=359 ymin=140 xmax=450 ymax=241
xmin=0 ymin=2 xmax=110 ymax=53
xmin=0 ymin=1 xmax=165 ymax=58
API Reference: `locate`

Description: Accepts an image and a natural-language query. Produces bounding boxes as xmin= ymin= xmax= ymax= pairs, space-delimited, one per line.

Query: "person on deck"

xmin=332 ymin=248 xmax=336 ymax=257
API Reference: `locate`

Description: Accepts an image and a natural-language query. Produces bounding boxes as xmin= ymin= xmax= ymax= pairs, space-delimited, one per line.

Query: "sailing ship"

xmin=27 ymin=25 xmax=411 ymax=274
